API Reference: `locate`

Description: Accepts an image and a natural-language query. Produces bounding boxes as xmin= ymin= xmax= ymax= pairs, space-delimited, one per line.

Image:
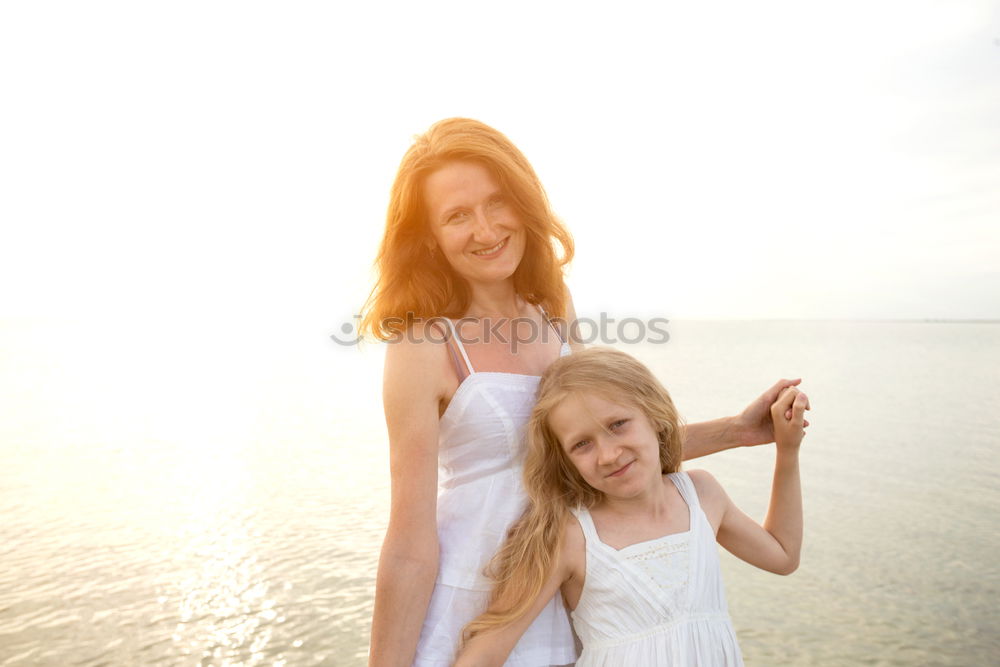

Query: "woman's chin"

xmin=457 ymin=256 xmax=523 ymax=286
xmin=464 ymin=269 xmax=518 ymax=287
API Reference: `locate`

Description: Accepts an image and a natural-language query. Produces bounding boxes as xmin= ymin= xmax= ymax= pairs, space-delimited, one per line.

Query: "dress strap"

xmin=442 ymin=317 xmax=476 ymax=375
xmin=570 ymin=506 xmax=601 ymax=547
xmin=428 ymin=320 xmax=466 ymax=381
xmin=535 ymin=303 xmax=566 ymax=345
xmin=667 ymin=471 xmax=700 ymax=508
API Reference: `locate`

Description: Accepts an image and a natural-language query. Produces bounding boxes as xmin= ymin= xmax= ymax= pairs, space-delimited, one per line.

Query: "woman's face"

xmin=423 ymin=160 xmax=526 ymax=289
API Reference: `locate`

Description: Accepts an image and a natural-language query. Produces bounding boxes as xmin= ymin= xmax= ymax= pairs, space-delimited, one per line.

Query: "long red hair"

xmin=360 ymin=118 xmax=574 ymax=340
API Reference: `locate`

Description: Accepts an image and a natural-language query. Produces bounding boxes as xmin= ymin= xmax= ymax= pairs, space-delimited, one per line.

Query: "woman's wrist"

xmin=682 ymin=417 xmax=743 ymax=459
xmin=725 ymin=415 xmax=755 ymax=448
xmin=712 ymin=415 xmax=750 ymax=451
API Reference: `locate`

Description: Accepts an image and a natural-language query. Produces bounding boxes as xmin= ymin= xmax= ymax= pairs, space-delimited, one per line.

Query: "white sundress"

xmin=570 ymin=471 xmax=744 ymax=666
xmin=413 ymin=306 xmax=577 ymax=666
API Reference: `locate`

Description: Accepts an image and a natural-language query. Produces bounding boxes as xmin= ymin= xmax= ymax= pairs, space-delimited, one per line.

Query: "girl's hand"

xmin=735 ymin=378 xmax=811 ymax=446
xmin=770 ymin=386 xmax=808 ymax=451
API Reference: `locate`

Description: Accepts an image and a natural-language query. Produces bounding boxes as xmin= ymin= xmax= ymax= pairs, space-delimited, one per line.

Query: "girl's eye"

xmin=571 ymin=440 xmax=591 ymax=451
xmin=610 ymin=419 xmax=627 ymax=430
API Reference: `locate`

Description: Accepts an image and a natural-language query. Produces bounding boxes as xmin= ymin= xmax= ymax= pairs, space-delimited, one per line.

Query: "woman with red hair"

xmin=362 ymin=118 xmax=805 ymax=666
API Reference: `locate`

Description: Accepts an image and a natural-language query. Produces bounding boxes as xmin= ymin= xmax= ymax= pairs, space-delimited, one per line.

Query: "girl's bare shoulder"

xmin=685 ymin=468 xmax=724 ymax=489
xmin=559 ymin=511 xmax=587 ymax=574
xmin=558 ymin=510 xmax=587 ymax=596
xmin=684 ymin=469 xmax=730 ymax=517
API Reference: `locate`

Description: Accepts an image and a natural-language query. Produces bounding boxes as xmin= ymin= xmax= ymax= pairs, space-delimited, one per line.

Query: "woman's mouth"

xmin=607 ymin=461 xmax=635 ymax=478
xmin=471 ymin=237 xmax=508 ymax=258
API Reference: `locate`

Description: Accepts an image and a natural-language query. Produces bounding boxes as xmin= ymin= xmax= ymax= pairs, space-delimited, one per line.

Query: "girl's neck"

xmin=596 ymin=474 xmax=672 ymax=520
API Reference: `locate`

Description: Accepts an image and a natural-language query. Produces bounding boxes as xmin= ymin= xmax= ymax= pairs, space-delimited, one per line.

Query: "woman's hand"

xmin=734 ymin=378 xmax=810 ymax=447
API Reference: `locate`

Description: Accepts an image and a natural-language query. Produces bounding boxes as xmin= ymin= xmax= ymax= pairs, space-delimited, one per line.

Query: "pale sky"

xmin=2 ymin=0 xmax=998 ymax=332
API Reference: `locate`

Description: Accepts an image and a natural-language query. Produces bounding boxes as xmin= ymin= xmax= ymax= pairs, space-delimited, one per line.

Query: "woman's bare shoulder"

xmin=383 ymin=320 xmax=453 ymax=398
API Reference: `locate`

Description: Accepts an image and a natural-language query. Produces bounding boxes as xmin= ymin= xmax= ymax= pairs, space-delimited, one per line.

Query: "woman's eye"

xmin=487 ymin=196 xmax=504 ymax=208
xmin=447 ymin=211 xmax=469 ymax=223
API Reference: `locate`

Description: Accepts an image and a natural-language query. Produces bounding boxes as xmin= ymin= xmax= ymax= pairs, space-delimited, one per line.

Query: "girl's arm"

xmin=682 ymin=379 xmax=811 ymax=460
xmin=368 ymin=324 xmax=447 ymax=666
xmin=454 ymin=519 xmax=582 ymax=667
xmin=693 ymin=387 xmax=807 ymax=574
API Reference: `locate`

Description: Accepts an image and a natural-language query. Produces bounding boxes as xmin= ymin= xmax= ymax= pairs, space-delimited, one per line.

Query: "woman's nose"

xmin=471 ymin=208 xmax=499 ymax=241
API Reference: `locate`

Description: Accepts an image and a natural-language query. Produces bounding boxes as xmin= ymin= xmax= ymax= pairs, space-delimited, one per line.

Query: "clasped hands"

xmin=734 ymin=378 xmax=811 ymax=447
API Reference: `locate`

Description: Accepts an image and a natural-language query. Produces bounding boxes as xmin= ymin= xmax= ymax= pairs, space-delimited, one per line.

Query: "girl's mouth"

xmin=471 ymin=237 xmax=508 ymax=258
xmin=607 ymin=460 xmax=635 ymax=478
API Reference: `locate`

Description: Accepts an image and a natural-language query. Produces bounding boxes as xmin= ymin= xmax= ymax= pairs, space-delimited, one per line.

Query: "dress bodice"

xmin=569 ymin=472 xmax=744 ymax=666
xmin=413 ymin=305 xmax=577 ymax=666
xmin=435 ymin=341 xmax=570 ymax=589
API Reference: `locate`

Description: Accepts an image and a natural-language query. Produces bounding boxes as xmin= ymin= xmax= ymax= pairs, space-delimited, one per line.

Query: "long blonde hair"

xmin=359 ymin=118 xmax=575 ymax=340
xmin=463 ymin=347 xmax=685 ymax=641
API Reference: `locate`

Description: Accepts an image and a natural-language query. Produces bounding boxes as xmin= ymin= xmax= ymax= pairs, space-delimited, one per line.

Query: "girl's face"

xmin=547 ymin=392 xmax=662 ymax=499
xmin=423 ymin=160 xmax=527 ymax=289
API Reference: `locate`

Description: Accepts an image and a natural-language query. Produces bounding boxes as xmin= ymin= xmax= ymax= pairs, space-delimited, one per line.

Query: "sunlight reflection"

xmin=164 ymin=436 xmax=279 ymax=666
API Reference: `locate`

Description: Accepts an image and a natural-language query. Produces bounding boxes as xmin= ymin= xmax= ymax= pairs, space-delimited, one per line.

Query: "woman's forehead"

xmin=424 ymin=161 xmax=498 ymax=201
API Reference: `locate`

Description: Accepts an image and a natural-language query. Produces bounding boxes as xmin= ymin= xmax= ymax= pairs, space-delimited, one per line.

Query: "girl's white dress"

xmin=413 ymin=310 xmax=577 ymax=666
xmin=570 ymin=471 xmax=744 ymax=666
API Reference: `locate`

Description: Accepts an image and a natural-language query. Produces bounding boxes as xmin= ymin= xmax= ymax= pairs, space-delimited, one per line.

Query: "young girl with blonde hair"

xmin=456 ymin=347 xmax=807 ymax=666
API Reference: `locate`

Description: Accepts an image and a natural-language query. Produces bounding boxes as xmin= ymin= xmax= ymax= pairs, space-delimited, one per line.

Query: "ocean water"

xmin=0 ymin=320 xmax=998 ymax=666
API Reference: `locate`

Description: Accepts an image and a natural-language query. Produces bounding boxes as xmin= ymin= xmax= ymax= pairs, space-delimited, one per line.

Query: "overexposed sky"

xmin=2 ymin=0 xmax=998 ymax=329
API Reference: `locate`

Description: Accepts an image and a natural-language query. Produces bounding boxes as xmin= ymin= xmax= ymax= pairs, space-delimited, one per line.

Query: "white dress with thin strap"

xmin=570 ymin=472 xmax=744 ymax=666
xmin=413 ymin=307 xmax=577 ymax=666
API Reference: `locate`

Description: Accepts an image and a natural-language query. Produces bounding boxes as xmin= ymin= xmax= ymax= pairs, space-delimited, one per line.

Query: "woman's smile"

xmin=471 ymin=236 xmax=509 ymax=258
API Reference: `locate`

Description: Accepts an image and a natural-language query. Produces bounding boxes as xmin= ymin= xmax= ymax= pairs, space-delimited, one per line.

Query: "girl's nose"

xmin=596 ymin=438 xmax=621 ymax=466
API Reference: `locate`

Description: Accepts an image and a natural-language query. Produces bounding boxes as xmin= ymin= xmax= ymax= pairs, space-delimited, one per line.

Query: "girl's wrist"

xmin=774 ymin=443 xmax=801 ymax=460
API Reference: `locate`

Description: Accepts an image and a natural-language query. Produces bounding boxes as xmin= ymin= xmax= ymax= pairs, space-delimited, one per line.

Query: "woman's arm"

xmin=562 ymin=283 xmax=808 ymax=460
xmin=368 ymin=325 xmax=448 ymax=666
xmin=681 ymin=378 xmax=810 ymax=460
xmin=692 ymin=387 xmax=806 ymax=575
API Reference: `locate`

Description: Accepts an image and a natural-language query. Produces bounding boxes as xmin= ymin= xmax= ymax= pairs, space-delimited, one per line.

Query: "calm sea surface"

xmin=1 ymin=320 xmax=998 ymax=666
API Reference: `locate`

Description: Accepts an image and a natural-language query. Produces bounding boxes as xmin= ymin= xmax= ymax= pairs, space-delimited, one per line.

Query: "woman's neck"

xmin=464 ymin=282 xmax=526 ymax=320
